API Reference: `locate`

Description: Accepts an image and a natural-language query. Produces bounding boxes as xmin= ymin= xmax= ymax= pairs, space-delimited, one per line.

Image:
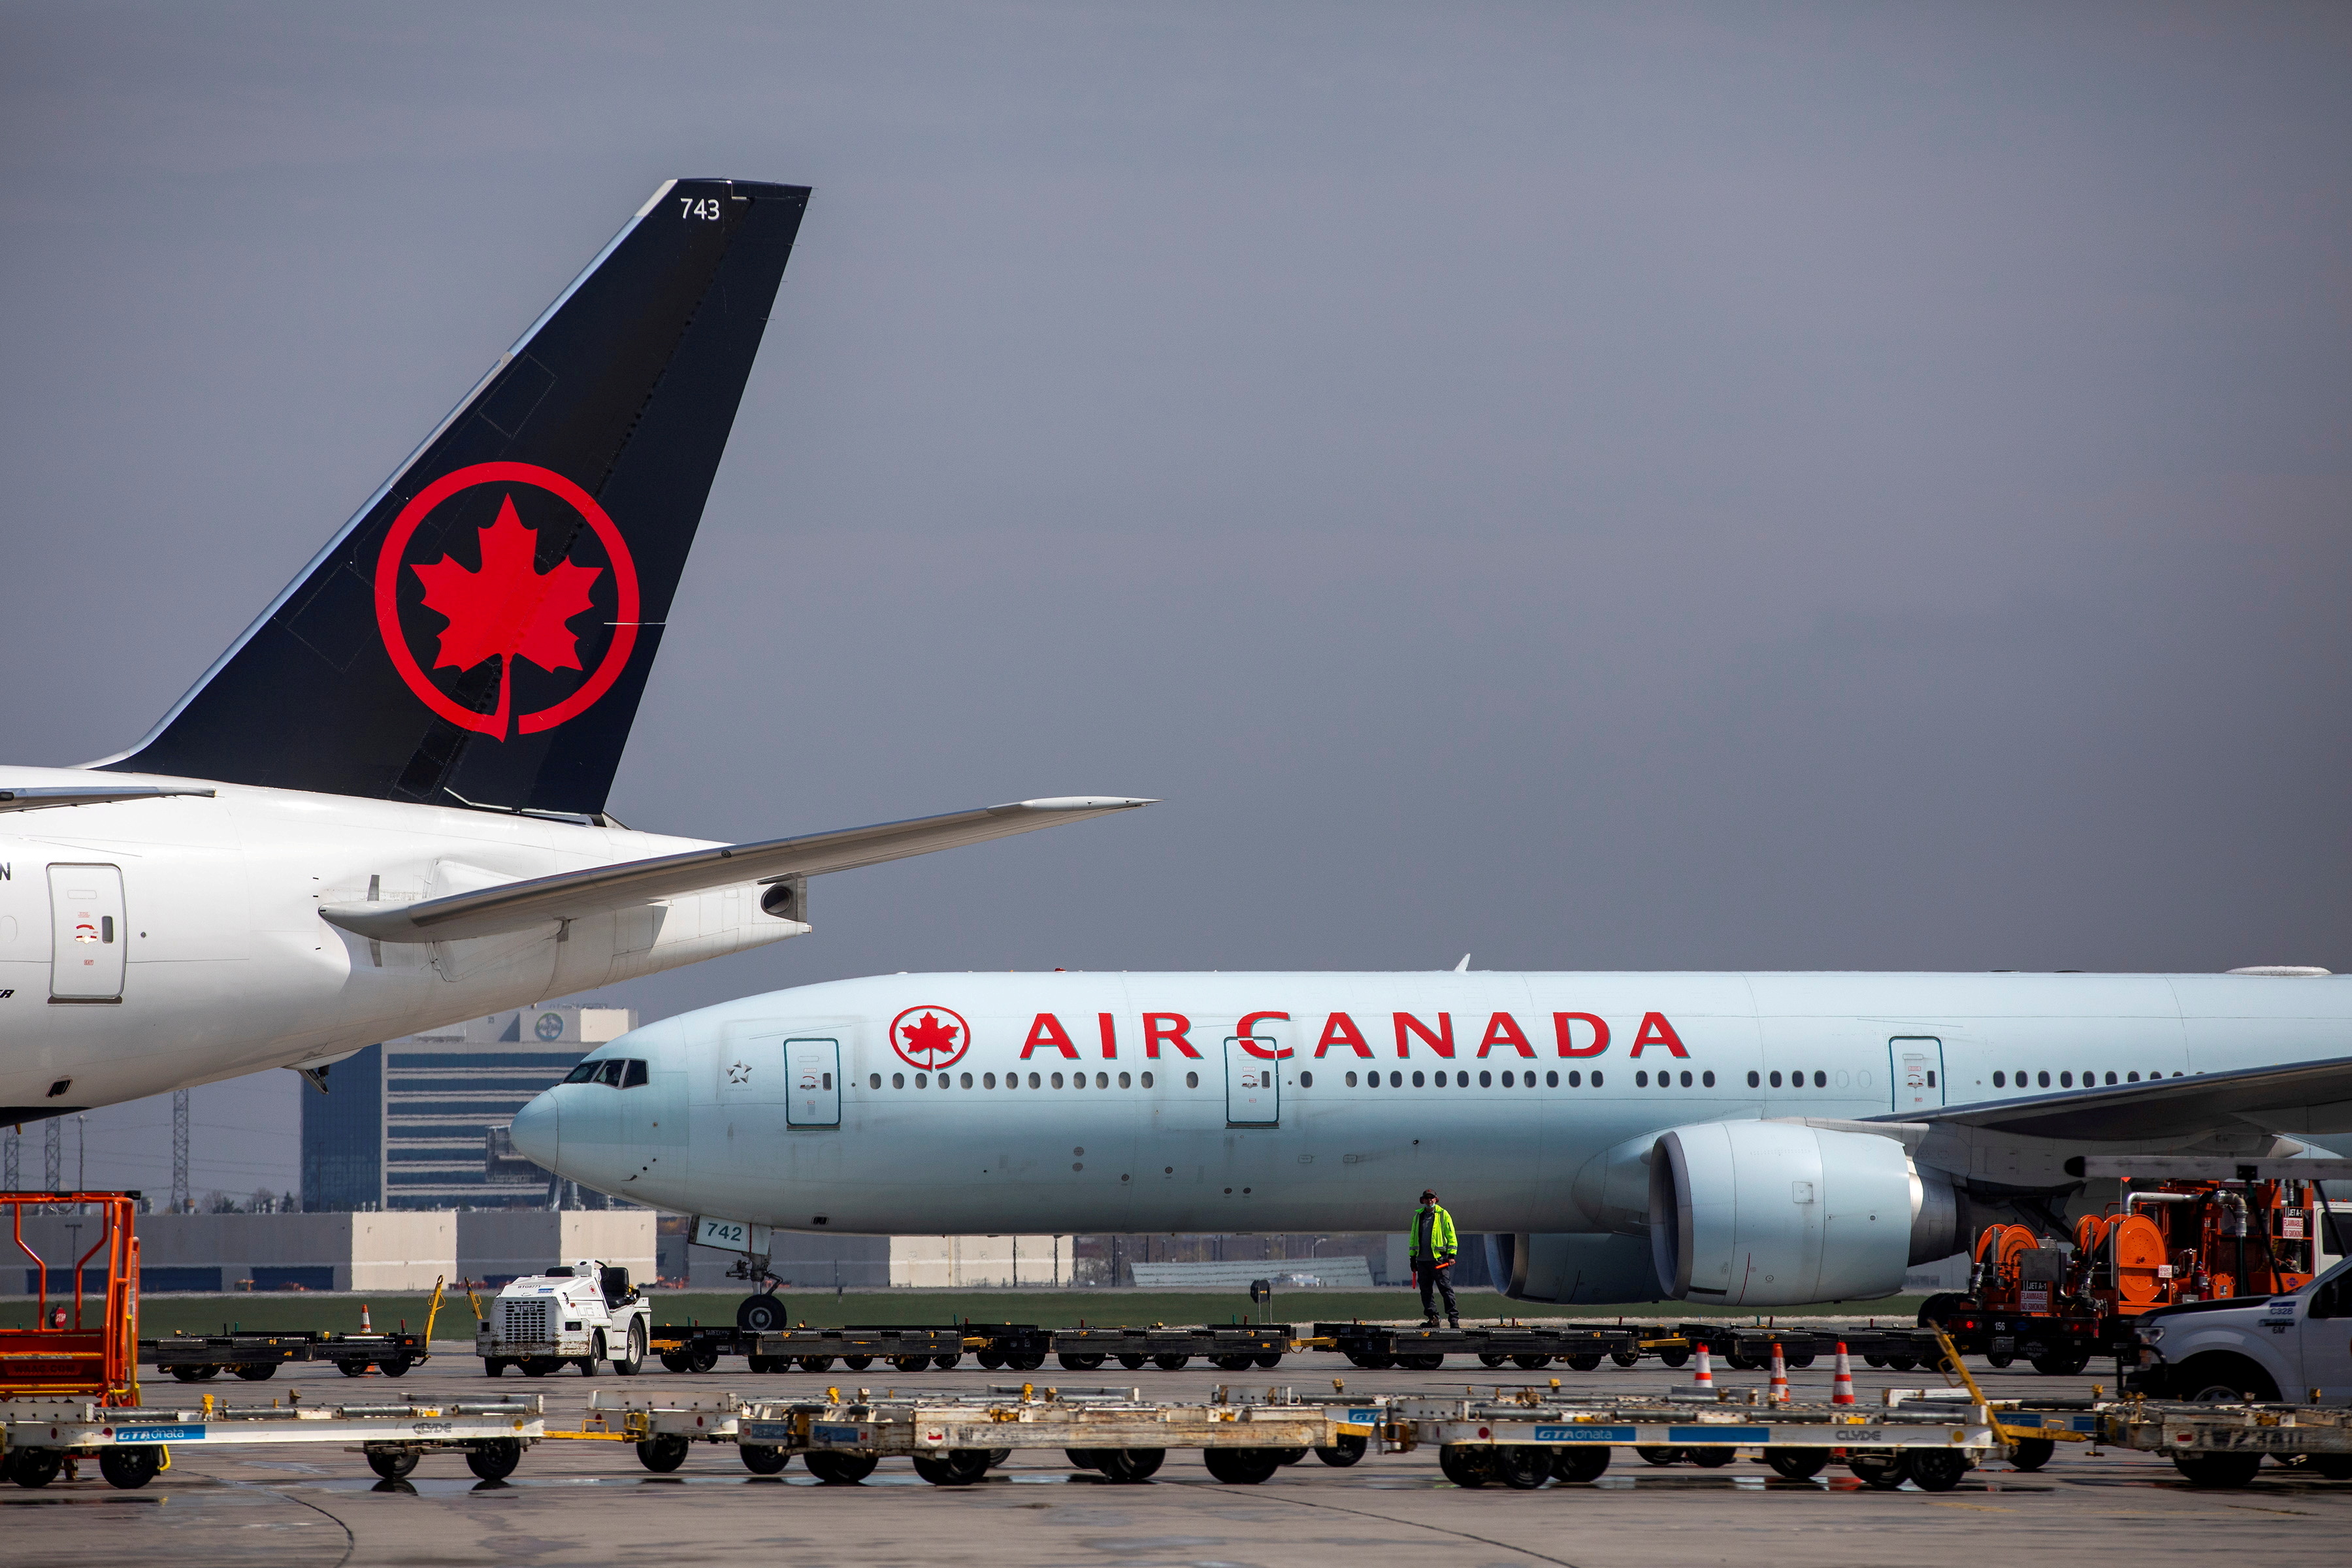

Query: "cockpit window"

xmin=596 ymin=1059 xmax=627 ymax=1087
xmin=622 ymin=1059 xmax=648 ymax=1088
xmin=563 ymin=1062 xmax=600 ymax=1085
xmin=564 ymin=1058 xmax=647 ymax=1087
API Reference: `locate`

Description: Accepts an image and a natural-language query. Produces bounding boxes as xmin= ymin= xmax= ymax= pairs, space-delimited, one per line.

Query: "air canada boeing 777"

xmin=516 ymin=968 xmax=2352 ymax=1313
xmin=0 ymin=180 xmax=1148 ymax=1122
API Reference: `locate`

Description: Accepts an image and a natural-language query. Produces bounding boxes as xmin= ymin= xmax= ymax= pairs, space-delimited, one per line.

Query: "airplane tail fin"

xmin=97 ymin=178 xmax=810 ymax=817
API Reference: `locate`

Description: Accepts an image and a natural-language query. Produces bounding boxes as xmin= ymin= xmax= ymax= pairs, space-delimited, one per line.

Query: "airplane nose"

xmin=510 ymin=1091 xmax=559 ymax=1168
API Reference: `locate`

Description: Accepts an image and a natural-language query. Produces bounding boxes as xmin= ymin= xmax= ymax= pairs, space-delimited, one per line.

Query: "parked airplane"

xmin=0 ymin=180 xmax=1148 ymax=1122
xmin=514 ymin=968 xmax=2352 ymax=1316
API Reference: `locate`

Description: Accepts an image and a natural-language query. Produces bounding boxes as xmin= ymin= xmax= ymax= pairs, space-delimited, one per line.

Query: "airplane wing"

xmin=0 ymin=785 xmax=215 ymax=813
xmin=1873 ymin=1053 xmax=2352 ymax=1142
xmin=318 ymin=796 xmax=1153 ymax=944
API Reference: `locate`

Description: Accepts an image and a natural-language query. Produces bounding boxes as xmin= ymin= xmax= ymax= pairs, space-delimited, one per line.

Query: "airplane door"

xmin=48 ymin=864 xmax=125 ymax=1001
xmin=785 ymin=1038 xmax=841 ymax=1128
xmin=1223 ymin=1028 xmax=1283 ymax=1126
xmin=1889 ymin=1037 xmax=1945 ymax=1113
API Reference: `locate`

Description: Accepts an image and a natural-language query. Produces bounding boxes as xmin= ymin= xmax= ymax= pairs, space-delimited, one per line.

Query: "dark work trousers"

xmin=1414 ymin=1260 xmax=1458 ymax=1322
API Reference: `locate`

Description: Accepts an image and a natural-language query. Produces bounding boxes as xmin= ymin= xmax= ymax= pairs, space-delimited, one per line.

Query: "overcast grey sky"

xmin=5 ymin=2 xmax=2348 ymax=1198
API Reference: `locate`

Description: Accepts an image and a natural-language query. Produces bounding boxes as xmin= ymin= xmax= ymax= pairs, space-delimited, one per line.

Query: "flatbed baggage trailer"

xmin=729 ymin=1385 xmax=1377 ymax=1484
xmin=1049 ymin=1324 xmax=1290 ymax=1371
xmin=142 ymin=1330 xmax=434 ymax=1382
xmin=1315 ymin=1322 xmax=1649 ymax=1370
xmin=2100 ymin=1399 xmax=2352 ymax=1487
xmin=0 ymin=1394 xmax=546 ymax=1489
xmin=579 ymin=1390 xmax=744 ymax=1471
xmin=1391 ymin=1392 xmax=2001 ymax=1490
xmin=650 ymin=1324 xmax=971 ymax=1373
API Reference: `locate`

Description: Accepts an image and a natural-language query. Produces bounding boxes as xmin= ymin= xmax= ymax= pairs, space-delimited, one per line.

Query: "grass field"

xmin=67 ymin=1288 xmax=1931 ymax=1341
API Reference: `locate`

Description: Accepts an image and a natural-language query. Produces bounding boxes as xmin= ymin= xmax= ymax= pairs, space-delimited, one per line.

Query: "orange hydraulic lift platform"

xmin=2 ymin=1192 xmax=141 ymax=1405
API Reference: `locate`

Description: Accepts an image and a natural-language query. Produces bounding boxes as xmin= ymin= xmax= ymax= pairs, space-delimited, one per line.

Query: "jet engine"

xmin=1646 ymin=1120 xmax=1963 ymax=1306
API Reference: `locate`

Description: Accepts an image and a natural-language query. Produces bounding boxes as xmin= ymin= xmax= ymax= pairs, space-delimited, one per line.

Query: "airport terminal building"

xmin=300 ymin=1004 xmax=636 ymax=1212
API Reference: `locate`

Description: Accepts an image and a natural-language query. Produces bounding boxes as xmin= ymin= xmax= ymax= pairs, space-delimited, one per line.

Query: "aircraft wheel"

xmin=736 ymin=1294 xmax=788 ymax=1333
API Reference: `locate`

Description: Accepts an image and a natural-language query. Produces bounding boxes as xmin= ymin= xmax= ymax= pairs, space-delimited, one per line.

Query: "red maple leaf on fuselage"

xmin=410 ymin=495 xmax=602 ymax=739
xmin=899 ymin=1013 xmax=961 ymax=1063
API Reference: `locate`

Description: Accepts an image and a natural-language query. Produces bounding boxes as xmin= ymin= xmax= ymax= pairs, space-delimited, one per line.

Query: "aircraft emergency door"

xmin=48 ymin=864 xmax=125 ymax=1001
xmin=1889 ymin=1037 xmax=1946 ymax=1113
xmin=785 ymin=1037 xmax=841 ymax=1128
xmin=1222 ymin=1025 xmax=1284 ymax=1126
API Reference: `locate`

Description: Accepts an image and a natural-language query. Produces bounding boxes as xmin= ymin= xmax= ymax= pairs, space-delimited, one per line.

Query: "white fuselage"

xmin=0 ymin=766 xmax=800 ymax=1113
xmin=517 ymin=970 xmax=2352 ymax=1237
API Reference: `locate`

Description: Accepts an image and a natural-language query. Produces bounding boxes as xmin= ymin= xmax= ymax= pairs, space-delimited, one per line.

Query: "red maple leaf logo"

xmin=899 ymin=1012 xmax=961 ymax=1062
xmin=410 ymin=495 xmax=602 ymax=738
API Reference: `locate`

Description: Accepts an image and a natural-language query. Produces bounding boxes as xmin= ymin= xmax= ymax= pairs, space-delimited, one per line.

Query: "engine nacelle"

xmin=1647 ymin=1121 xmax=1961 ymax=1306
xmin=1491 ymin=1233 xmax=1665 ymax=1305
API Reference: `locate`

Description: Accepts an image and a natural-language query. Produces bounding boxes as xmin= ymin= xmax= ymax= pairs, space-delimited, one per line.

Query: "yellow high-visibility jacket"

xmin=1410 ymin=1202 xmax=1458 ymax=1264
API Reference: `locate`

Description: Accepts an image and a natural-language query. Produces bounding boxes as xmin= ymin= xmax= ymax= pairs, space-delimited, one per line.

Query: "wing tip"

xmin=994 ymin=796 xmax=1159 ymax=813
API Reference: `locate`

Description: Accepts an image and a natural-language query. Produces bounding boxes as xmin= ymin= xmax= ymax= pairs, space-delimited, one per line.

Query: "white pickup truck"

xmin=2130 ymin=1254 xmax=2352 ymax=1407
xmin=479 ymin=1260 xmax=651 ymax=1377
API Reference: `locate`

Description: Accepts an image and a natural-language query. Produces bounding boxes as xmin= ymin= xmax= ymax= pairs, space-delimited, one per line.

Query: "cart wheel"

xmin=522 ymin=1358 xmax=559 ymax=1377
xmin=1362 ymin=1352 xmax=1397 ymax=1370
xmin=740 ymin=1444 xmax=792 ymax=1475
xmin=1846 ymin=1450 xmax=1910 ymax=1490
xmin=1272 ymin=1447 xmax=1310 ymax=1466
xmin=1097 ymin=1447 xmax=1166 ymax=1482
xmin=1784 ymin=1347 xmax=1818 ymax=1369
xmin=1492 ymin=1445 xmax=1552 ymax=1490
xmin=977 ymin=1351 xmax=1006 ymax=1370
xmin=1477 ymin=1352 xmax=1508 ymax=1369
xmin=1511 ymin=1353 xmax=1551 ymax=1371
xmin=637 ymin=1435 xmax=691 ymax=1473
xmin=2172 ymin=1450 xmax=2262 ymax=1488
xmin=1401 ymin=1352 xmax=1446 ymax=1371
xmin=1117 ymin=1354 xmax=1148 ymax=1371
xmin=2308 ymin=1454 xmax=2352 ymax=1481
xmin=1609 ymin=1350 xmax=1639 ymax=1368
xmin=689 ymin=1347 xmax=720 ymax=1374
xmin=170 ymin=1365 xmax=204 ymax=1382
xmin=658 ymin=1351 xmax=689 ymax=1373
xmin=1764 ymin=1447 xmax=1828 ymax=1480
xmin=1436 ymin=1444 xmax=1494 ymax=1488
xmin=378 ymin=1356 xmax=414 ymax=1379
xmin=2004 ymin=1437 xmax=2055 ymax=1471
xmin=7 ymin=1448 xmax=65 ymax=1489
xmin=1984 ymin=1352 xmax=2015 ymax=1368
xmin=932 ymin=1354 xmax=962 ymax=1370
xmin=1688 ymin=1448 xmax=1735 ymax=1469
xmin=99 ymin=1446 xmax=163 ymax=1490
xmin=1656 ymin=1348 xmax=1690 ymax=1369
xmin=1254 ymin=1352 xmax=1282 ymax=1369
xmin=1723 ymin=1352 xmax=1759 ymax=1371
xmin=1211 ymin=1354 xmax=1254 ymax=1371
xmin=337 ymin=1359 xmax=371 ymax=1377
xmin=233 ymin=1364 xmax=276 ymax=1381
xmin=1059 ymin=1352 xmax=1107 ymax=1371
xmin=804 ymin=1450 xmax=877 ymax=1484
xmin=1907 ymin=1450 xmax=1970 ymax=1492
xmin=841 ymin=1354 xmax=873 ymax=1371
xmin=799 ymin=1354 xmax=836 ymax=1373
xmin=366 ymin=1448 xmax=419 ymax=1481
xmin=911 ymin=1450 xmax=992 ymax=1486
xmin=1863 ymin=1353 xmax=1887 ymax=1368
xmin=2030 ymin=1350 xmax=2090 ymax=1377
xmin=613 ymin=1322 xmax=646 ymax=1377
xmin=1152 ymin=1354 xmax=1188 ymax=1371
xmin=1009 ymin=1350 xmax=1047 ymax=1371
xmin=1554 ymin=1446 xmax=1612 ymax=1483
xmin=1564 ymin=1352 xmax=1603 ymax=1372
xmin=889 ymin=1356 xmax=925 ymax=1372
xmin=1202 ymin=1447 xmax=1281 ymax=1485
xmin=465 ymin=1439 xmax=522 ymax=1482
xmin=985 ymin=1448 xmax=1013 ymax=1469
xmin=482 ymin=1358 xmax=508 ymax=1377
xmin=1315 ymin=1434 xmax=1367 ymax=1467
xmin=1635 ymin=1446 xmax=1684 ymax=1466
xmin=1886 ymin=1354 xmax=1918 ymax=1373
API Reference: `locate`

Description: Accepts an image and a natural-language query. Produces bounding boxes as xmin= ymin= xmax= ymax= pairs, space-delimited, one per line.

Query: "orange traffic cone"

xmin=1831 ymin=1341 xmax=1856 ymax=1405
xmin=1768 ymin=1341 xmax=1790 ymax=1405
xmin=359 ymin=1303 xmax=372 ymax=1335
xmin=1691 ymin=1344 xmax=1714 ymax=1393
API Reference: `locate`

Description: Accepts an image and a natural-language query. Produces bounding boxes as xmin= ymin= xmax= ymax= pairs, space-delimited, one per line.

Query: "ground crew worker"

xmin=1411 ymin=1188 xmax=1460 ymax=1327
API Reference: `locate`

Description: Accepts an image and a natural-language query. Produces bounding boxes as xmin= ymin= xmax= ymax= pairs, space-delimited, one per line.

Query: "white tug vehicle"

xmin=480 ymin=1262 xmax=651 ymax=1377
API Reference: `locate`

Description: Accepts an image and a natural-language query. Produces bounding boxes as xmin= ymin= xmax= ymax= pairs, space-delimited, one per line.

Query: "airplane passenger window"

xmin=1587 ymin=1070 xmax=1600 ymax=1086
xmin=1564 ymin=1071 xmax=1577 ymax=1086
xmin=1411 ymin=1071 xmax=1426 ymax=1088
xmin=2060 ymin=1071 xmax=2073 ymax=1087
xmin=1029 ymin=1072 xmax=1042 ymax=1088
xmin=1812 ymin=1071 xmax=1826 ymax=1088
xmin=1185 ymin=1072 xmax=1199 ymax=1088
xmin=1701 ymin=1071 xmax=1715 ymax=1088
xmin=1747 ymin=1071 xmax=1759 ymax=1088
xmin=1478 ymin=1071 xmax=1492 ymax=1088
xmin=983 ymin=1072 xmax=996 ymax=1088
xmin=1501 ymin=1071 xmax=1514 ymax=1087
xmin=1769 ymin=1070 xmax=1782 ymax=1088
xmin=2127 ymin=1070 xmax=2140 ymax=1081
xmin=1680 ymin=1071 xmax=1693 ymax=1087
xmin=1120 ymin=1071 xmax=1133 ymax=1088
xmin=2105 ymin=1071 xmax=2117 ymax=1085
xmin=1051 ymin=1073 xmax=1064 ymax=1088
xmin=623 ymin=1060 xmax=648 ymax=1088
xmin=1635 ymin=1071 xmax=1648 ymax=1088
xmin=1993 ymin=1071 xmax=2004 ymax=1087
xmin=1096 ymin=1073 xmax=1109 ymax=1088
xmin=916 ymin=1073 xmax=929 ymax=1088
xmin=2038 ymin=1071 xmax=2050 ymax=1087
xmin=892 ymin=1073 xmax=905 ymax=1089
xmin=1140 ymin=1072 xmax=1153 ymax=1087
xmin=960 ymin=1072 xmax=973 ymax=1088
xmin=870 ymin=1073 xmax=881 ymax=1089
xmin=1347 ymin=1071 xmax=1360 ymax=1087
xmin=1298 ymin=1071 xmax=1311 ymax=1088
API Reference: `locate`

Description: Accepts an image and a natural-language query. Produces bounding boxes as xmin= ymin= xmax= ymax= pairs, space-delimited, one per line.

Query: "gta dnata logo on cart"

xmin=890 ymin=1005 xmax=972 ymax=1071
xmin=373 ymin=461 xmax=642 ymax=739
